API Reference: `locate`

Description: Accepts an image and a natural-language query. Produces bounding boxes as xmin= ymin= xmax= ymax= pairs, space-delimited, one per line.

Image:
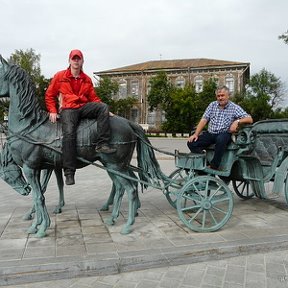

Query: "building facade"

xmin=94 ymin=58 xmax=250 ymax=129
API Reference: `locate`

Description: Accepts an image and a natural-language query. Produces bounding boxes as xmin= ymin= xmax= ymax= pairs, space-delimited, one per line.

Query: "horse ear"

xmin=0 ymin=55 xmax=9 ymax=73
xmin=0 ymin=55 xmax=9 ymax=66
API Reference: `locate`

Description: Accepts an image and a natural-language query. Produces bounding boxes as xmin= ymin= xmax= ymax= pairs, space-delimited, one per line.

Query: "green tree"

xmin=8 ymin=48 xmax=41 ymax=81
xmin=147 ymin=71 xmax=173 ymax=111
xmin=0 ymin=99 xmax=9 ymax=133
xmin=8 ymin=48 xmax=49 ymax=109
xmin=112 ymin=97 xmax=138 ymax=119
xmin=234 ymin=69 xmax=285 ymax=122
xmin=279 ymin=30 xmax=288 ymax=44
xmin=95 ymin=76 xmax=119 ymax=105
xmin=162 ymin=80 xmax=217 ymax=133
xmin=95 ymin=77 xmax=137 ymax=118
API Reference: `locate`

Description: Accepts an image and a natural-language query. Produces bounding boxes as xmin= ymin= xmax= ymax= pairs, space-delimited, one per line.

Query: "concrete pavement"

xmin=1 ymin=138 xmax=288 ymax=287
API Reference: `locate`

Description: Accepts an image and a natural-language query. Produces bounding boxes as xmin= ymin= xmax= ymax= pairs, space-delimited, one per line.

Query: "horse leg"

xmin=104 ymin=178 xmax=124 ymax=225
xmin=109 ymin=170 xmax=138 ymax=235
xmin=23 ymin=166 xmax=50 ymax=238
xmin=22 ymin=168 xmax=53 ymax=220
xmin=100 ymin=183 xmax=116 ymax=211
xmin=129 ymin=170 xmax=141 ymax=216
xmin=53 ymin=168 xmax=65 ymax=214
xmin=121 ymin=178 xmax=138 ymax=235
xmin=23 ymin=206 xmax=36 ymax=220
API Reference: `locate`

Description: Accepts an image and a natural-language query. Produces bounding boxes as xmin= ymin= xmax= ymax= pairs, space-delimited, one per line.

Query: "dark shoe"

xmin=65 ymin=174 xmax=75 ymax=185
xmin=207 ymin=164 xmax=220 ymax=171
xmin=95 ymin=145 xmax=116 ymax=154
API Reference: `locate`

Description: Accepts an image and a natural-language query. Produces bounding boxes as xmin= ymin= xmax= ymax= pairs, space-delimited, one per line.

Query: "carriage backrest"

xmin=236 ymin=119 xmax=288 ymax=166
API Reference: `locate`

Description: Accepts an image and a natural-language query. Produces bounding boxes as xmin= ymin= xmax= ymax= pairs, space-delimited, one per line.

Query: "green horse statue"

xmin=0 ymin=55 xmax=164 ymax=237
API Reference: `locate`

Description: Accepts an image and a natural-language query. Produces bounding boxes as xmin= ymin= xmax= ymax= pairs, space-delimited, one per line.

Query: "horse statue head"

xmin=0 ymin=54 xmax=47 ymax=132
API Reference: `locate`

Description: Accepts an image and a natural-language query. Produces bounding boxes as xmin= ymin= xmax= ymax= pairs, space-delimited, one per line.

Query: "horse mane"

xmin=5 ymin=64 xmax=48 ymax=123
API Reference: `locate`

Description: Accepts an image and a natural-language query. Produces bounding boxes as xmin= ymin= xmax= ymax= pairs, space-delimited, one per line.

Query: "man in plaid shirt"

xmin=187 ymin=86 xmax=253 ymax=170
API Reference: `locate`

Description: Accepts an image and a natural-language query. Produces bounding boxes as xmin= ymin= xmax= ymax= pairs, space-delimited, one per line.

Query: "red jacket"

xmin=45 ymin=68 xmax=101 ymax=113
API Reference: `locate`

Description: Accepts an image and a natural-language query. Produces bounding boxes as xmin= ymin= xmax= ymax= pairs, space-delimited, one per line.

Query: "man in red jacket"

xmin=45 ymin=49 xmax=116 ymax=185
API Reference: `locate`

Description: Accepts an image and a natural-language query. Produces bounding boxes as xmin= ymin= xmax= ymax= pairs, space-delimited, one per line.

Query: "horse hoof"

xmin=36 ymin=230 xmax=46 ymax=238
xmin=23 ymin=214 xmax=33 ymax=221
xmin=104 ymin=217 xmax=115 ymax=226
xmin=53 ymin=207 xmax=62 ymax=214
xmin=121 ymin=226 xmax=132 ymax=235
xmin=100 ymin=205 xmax=109 ymax=211
xmin=27 ymin=226 xmax=38 ymax=234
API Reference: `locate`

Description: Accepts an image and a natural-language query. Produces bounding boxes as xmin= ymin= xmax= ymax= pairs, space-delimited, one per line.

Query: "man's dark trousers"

xmin=60 ymin=102 xmax=110 ymax=176
xmin=187 ymin=131 xmax=231 ymax=168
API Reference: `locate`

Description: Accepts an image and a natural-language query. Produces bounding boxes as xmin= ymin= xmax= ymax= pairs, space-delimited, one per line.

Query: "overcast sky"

xmin=1 ymin=0 xmax=288 ymax=90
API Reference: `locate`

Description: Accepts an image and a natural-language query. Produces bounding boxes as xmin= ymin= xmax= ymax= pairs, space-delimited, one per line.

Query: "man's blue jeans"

xmin=187 ymin=131 xmax=231 ymax=168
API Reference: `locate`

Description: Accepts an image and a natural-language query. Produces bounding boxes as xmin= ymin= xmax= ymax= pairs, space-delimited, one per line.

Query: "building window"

xmin=176 ymin=76 xmax=185 ymax=88
xmin=130 ymin=79 xmax=139 ymax=97
xmin=225 ymin=74 xmax=234 ymax=93
xmin=194 ymin=76 xmax=203 ymax=93
xmin=131 ymin=108 xmax=139 ymax=122
xmin=119 ymin=79 xmax=127 ymax=99
xmin=147 ymin=110 xmax=156 ymax=125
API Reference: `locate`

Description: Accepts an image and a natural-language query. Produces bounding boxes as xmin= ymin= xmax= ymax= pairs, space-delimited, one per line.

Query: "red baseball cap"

xmin=69 ymin=49 xmax=83 ymax=60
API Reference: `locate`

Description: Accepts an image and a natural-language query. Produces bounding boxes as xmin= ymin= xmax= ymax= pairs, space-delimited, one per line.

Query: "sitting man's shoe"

xmin=207 ymin=164 xmax=220 ymax=171
xmin=65 ymin=174 xmax=75 ymax=185
xmin=95 ymin=145 xmax=116 ymax=154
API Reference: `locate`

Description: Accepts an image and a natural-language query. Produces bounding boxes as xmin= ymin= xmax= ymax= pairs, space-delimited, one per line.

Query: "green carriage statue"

xmin=165 ymin=119 xmax=288 ymax=232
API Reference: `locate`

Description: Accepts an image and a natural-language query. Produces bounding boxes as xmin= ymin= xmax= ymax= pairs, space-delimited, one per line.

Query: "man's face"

xmin=69 ymin=55 xmax=83 ymax=69
xmin=216 ymin=89 xmax=229 ymax=107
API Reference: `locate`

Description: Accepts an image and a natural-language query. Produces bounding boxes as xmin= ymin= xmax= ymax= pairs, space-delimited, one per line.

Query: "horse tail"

xmin=127 ymin=121 xmax=167 ymax=188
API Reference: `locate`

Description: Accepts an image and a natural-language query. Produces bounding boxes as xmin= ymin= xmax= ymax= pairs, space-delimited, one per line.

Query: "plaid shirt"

xmin=203 ymin=101 xmax=250 ymax=134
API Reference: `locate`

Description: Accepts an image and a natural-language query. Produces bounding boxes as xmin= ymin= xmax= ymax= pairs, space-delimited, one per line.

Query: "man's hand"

xmin=49 ymin=112 xmax=58 ymax=123
xmin=229 ymin=120 xmax=239 ymax=133
xmin=188 ymin=134 xmax=198 ymax=142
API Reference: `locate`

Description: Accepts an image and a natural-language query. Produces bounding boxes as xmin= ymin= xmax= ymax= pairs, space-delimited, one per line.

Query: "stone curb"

xmin=1 ymin=235 xmax=288 ymax=286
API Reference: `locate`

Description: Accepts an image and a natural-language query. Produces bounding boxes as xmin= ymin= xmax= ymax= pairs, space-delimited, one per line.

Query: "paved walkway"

xmin=1 ymin=138 xmax=288 ymax=287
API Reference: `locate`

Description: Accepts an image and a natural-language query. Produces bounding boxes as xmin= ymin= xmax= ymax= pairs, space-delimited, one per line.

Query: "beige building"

xmin=94 ymin=58 xmax=250 ymax=129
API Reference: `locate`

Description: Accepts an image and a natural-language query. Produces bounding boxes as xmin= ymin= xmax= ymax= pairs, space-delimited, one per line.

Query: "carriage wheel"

xmin=177 ymin=175 xmax=233 ymax=232
xmin=284 ymin=177 xmax=288 ymax=205
xmin=232 ymin=179 xmax=254 ymax=199
xmin=165 ymin=168 xmax=190 ymax=209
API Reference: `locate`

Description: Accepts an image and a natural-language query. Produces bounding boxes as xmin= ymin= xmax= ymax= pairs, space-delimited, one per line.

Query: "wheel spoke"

xmin=188 ymin=207 xmax=203 ymax=223
xmin=182 ymin=192 xmax=202 ymax=203
xmin=181 ymin=204 xmax=201 ymax=212
xmin=201 ymin=210 xmax=207 ymax=228
xmin=211 ymin=205 xmax=228 ymax=215
xmin=208 ymin=209 xmax=218 ymax=225
xmin=211 ymin=196 xmax=231 ymax=204
xmin=208 ymin=185 xmax=222 ymax=200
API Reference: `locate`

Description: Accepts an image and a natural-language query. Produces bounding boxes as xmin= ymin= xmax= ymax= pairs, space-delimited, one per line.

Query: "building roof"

xmin=95 ymin=58 xmax=250 ymax=75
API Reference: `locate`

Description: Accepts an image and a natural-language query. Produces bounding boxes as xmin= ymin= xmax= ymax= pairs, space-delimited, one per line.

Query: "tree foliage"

xmin=279 ymin=30 xmax=288 ymax=44
xmin=147 ymin=71 xmax=218 ymax=133
xmin=234 ymin=68 xmax=286 ymax=122
xmin=95 ymin=76 xmax=137 ymax=118
xmin=147 ymin=71 xmax=174 ymax=111
xmin=111 ymin=97 xmax=138 ymax=119
xmin=8 ymin=48 xmax=41 ymax=82
xmin=95 ymin=76 xmax=119 ymax=105
xmin=8 ymin=48 xmax=49 ymax=110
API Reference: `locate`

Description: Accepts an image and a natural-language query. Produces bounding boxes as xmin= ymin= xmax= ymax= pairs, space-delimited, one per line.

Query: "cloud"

xmin=1 ymin=0 xmax=287 ymax=95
